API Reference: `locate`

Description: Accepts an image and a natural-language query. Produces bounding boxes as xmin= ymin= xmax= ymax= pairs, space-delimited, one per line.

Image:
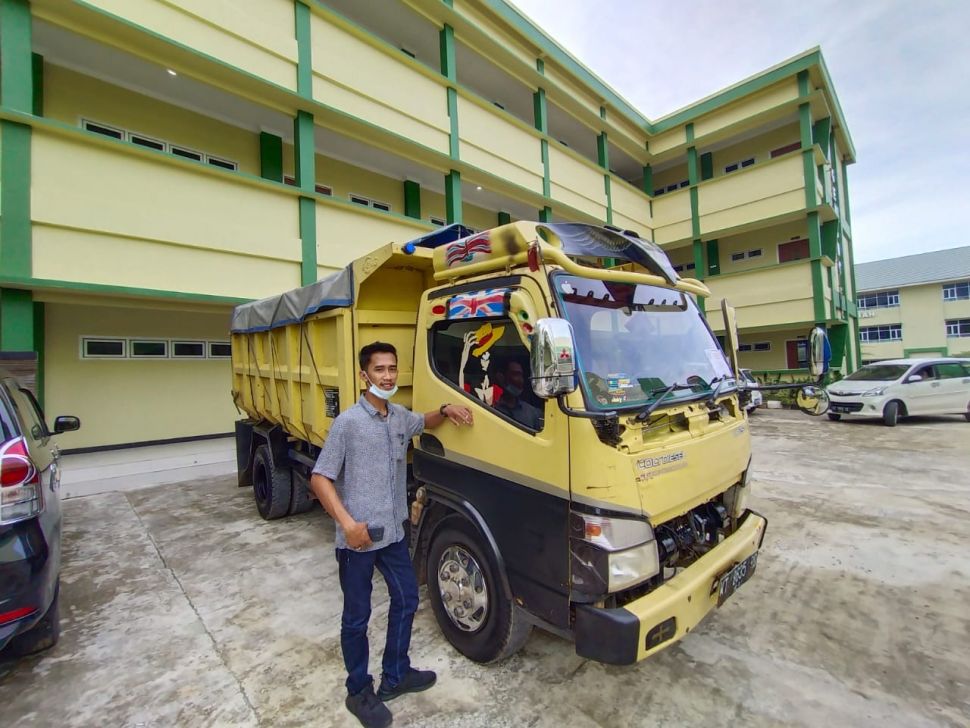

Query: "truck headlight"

xmin=862 ymin=387 xmax=887 ymax=397
xmin=570 ymin=512 xmax=659 ymax=594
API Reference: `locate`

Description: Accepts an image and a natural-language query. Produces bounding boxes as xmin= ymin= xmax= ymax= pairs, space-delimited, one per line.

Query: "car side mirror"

xmin=530 ymin=318 xmax=578 ymax=399
xmin=906 ymin=375 xmax=923 ymax=383
xmin=53 ymin=415 xmax=81 ymax=434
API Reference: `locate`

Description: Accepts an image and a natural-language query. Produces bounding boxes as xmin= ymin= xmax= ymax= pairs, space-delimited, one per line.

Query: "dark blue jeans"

xmin=336 ymin=536 xmax=419 ymax=696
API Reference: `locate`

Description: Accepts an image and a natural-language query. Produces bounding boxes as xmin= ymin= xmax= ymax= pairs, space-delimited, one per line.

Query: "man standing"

xmin=310 ymin=341 xmax=474 ymax=728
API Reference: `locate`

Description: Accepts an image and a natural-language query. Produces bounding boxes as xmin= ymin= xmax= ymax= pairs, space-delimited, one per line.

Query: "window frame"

xmin=858 ymin=290 xmax=900 ymax=310
xmin=724 ymin=157 xmax=755 ymax=174
xmin=80 ymin=337 xmax=127 ymax=359
xmin=207 ymin=341 xmax=232 ymax=359
xmin=859 ymin=324 xmax=903 ymax=343
xmin=171 ymin=340 xmax=207 ymax=359
xmin=942 ymin=280 xmax=970 ymax=301
xmin=945 ymin=318 xmax=970 ymax=338
xmin=128 ymin=339 xmax=169 ymax=359
xmin=81 ymin=118 xmax=124 ymax=140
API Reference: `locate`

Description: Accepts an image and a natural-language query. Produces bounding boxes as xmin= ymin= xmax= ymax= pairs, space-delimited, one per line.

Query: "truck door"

xmin=412 ymin=277 xmax=572 ymax=629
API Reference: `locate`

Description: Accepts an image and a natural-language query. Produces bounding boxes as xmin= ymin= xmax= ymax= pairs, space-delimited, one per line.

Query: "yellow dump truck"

xmin=230 ymin=221 xmax=825 ymax=665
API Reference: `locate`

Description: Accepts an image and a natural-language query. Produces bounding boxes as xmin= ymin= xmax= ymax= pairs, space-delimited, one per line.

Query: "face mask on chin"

xmin=364 ymin=374 xmax=398 ymax=401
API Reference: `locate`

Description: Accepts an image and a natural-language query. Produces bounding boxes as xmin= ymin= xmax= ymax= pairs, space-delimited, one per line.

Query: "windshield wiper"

xmin=634 ymin=382 xmax=694 ymax=422
xmin=705 ymin=375 xmax=730 ymax=407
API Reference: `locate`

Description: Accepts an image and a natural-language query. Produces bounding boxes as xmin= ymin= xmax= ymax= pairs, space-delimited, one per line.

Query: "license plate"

xmin=716 ymin=552 xmax=758 ymax=606
xmin=832 ymin=405 xmax=850 ymax=413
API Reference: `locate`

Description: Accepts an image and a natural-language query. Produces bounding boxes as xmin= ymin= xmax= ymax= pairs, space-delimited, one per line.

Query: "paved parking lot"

xmin=1 ymin=410 xmax=968 ymax=727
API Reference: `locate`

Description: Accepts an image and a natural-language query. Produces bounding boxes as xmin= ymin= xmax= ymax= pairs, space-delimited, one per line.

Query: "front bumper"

xmin=828 ymin=394 xmax=886 ymax=417
xmin=574 ymin=510 xmax=767 ymax=665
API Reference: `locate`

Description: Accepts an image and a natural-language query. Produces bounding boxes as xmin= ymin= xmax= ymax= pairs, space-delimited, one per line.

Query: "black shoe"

xmin=377 ymin=668 xmax=437 ymax=702
xmin=345 ymin=685 xmax=392 ymax=728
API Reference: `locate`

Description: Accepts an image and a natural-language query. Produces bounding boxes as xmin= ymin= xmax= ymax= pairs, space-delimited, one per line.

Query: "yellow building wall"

xmin=44 ymin=302 xmax=239 ymax=449
xmin=457 ymin=95 xmax=544 ymax=195
xmin=315 ymin=203 xmax=430 ymax=272
xmin=649 ymin=127 xmax=686 ymax=156
xmin=692 ymin=80 xmax=799 ymax=139
xmin=30 ymin=129 xmax=302 ymax=299
xmin=706 ymin=260 xmax=815 ymax=331
xmin=310 ymin=14 xmax=450 ymax=154
xmin=610 ymin=179 xmax=652 ymax=235
xmin=548 ymin=145 xmax=607 ymax=221
xmin=80 ymin=0 xmax=298 ymax=91
xmin=861 ymin=340 xmax=905 ymax=361
xmin=736 ymin=328 xmax=808 ymax=371
xmin=651 ymin=189 xmax=692 ymax=245
xmin=44 ymin=65 xmax=261 ymax=175
xmin=452 ymin=0 xmax=540 ymax=71
xmin=651 ymin=162 xmax=689 ymax=191
xmin=463 ymin=201 xmax=501 ymax=233
xmin=717 ymin=220 xmax=807 ymax=274
xmin=706 ymin=123 xmax=800 ymax=178
xmin=697 ymin=153 xmax=806 ymax=237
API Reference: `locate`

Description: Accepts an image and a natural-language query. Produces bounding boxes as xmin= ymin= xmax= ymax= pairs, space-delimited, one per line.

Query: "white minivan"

xmin=826 ymin=358 xmax=970 ymax=426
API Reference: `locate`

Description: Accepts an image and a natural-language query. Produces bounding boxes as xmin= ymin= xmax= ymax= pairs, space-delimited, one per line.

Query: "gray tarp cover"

xmin=230 ymin=267 xmax=353 ymax=333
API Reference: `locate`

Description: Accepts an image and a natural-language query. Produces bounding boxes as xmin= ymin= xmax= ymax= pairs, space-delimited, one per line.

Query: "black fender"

xmin=414 ymin=484 xmax=513 ymax=602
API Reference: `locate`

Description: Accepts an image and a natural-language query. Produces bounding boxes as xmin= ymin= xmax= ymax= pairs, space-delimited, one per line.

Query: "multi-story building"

xmin=0 ymin=0 xmax=859 ymax=449
xmin=855 ymin=246 xmax=970 ymax=363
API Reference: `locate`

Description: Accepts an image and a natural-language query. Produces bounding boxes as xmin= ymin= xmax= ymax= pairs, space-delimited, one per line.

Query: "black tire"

xmin=965 ymin=412 xmax=970 ymax=423
xmin=288 ymin=476 xmax=315 ymax=516
xmin=827 ymin=413 xmax=841 ymax=421
xmin=253 ymin=444 xmax=291 ymax=520
xmin=426 ymin=519 xmax=531 ymax=664
xmin=883 ymin=401 xmax=900 ymax=427
xmin=6 ymin=584 xmax=60 ymax=657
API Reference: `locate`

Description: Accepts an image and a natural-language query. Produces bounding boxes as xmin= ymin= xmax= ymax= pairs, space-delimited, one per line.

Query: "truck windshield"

xmin=552 ymin=274 xmax=735 ymax=412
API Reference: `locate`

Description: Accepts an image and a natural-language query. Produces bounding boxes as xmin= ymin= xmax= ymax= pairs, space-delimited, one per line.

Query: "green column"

xmin=706 ymin=239 xmax=720 ymax=276
xmin=259 ymin=132 xmax=283 ymax=182
xmin=534 ymin=83 xmax=551 ymax=202
xmin=700 ymin=152 xmax=713 ymax=181
xmin=294 ymin=111 xmax=317 ymax=285
xmin=539 ymin=206 xmax=552 ymax=223
xmin=445 ymin=171 xmax=462 ymax=225
xmin=0 ymin=290 xmax=34 ymax=351
xmin=294 ymin=1 xmax=312 ymax=98
xmin=32 ymin=53 xmax=43 ymax=116
xmin=497 ymin=211 xmax=511 ymax=226
xmin=440 ymin=25 xmax=459 ymax=161
xmin=642 ymin=164 xmax=652 ymax=195
xmin=598 ymin=131 xmax=611 ymax=225
xmin=404 ymin=180 xmax=421 ymax=219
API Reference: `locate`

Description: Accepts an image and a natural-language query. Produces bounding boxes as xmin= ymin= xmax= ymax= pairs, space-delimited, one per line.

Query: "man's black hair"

xmin=359 ymin=341 xmax=398 ymax=370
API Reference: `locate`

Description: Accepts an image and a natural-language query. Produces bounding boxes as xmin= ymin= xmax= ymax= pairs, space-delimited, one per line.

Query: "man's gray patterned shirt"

xmin=312 ymin=395 xmax=424 ymax=551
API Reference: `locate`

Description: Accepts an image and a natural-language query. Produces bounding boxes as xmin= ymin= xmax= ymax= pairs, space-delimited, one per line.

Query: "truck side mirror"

xmin=530 ymin=318 xmax=578 ymax=399
xmin=809 ymin=326 xmax=830 ymax=380
xmin=719 ymin=299 xmax=741 ymax=380
xmin=795 ymin=386 xmax=830 ymax=416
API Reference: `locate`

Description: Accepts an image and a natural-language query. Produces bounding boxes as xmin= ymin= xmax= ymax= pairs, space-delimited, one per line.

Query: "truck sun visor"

xmin=536 ymin=223 xmax=680 ymax=285
xmin=230 ymin=267 xmax=354 ymax=334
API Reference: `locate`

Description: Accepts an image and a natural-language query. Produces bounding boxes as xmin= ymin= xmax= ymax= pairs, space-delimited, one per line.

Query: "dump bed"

xmin=230 ymin=243 xmax=435 ymax=446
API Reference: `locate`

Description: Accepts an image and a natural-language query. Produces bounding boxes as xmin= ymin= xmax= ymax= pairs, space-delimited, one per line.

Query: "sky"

xmin=510 ymin=0 xmax=970 ymax=263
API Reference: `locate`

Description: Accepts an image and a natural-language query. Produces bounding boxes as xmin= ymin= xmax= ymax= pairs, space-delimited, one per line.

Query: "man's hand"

xmin=443 ymin=404 xmax=474 ymax=427
xmin=344 ymin=520 xmax=373 ymax=550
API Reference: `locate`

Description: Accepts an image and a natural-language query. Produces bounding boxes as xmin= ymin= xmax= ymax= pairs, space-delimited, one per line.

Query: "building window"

xmin=778 ymin=238 xmax=810 ymax=263
xmin=81 ymin=338 xmax=126 ymax=359
xmin=430 ymin=217 xmax=446 ymax=227
xmin=653 ymin=188 xmax=665 ymax=196
xmin=130 ymin=340 xmax=168 ymax=358
xmin=747 ymin=249 xmax=762 ymax=258
xmin=315 ymin=184 xmax=333 ymax=196
xmin=943 ymin=280 xmax=970 ymax=301
xmin=858 ymin=290 xmax=900 ymax=309
xmin=738 ymin=342 xmax=770 ymax=352
xmin=945 ymin=319 xmax=970 ymax=337
xmin=770 ymin=142 xmax=802 ymax=158
xmin=171 ymin=341 xmax=206 ymax=358
xmin=730 ymin=252 xmax=745 ymax=262
xmin=859 ymin=325 xmax=902 ymax=342
xmin=349 ymin=194 xmax=392 ymax=213
xmin=724 ymin=157 xmax=755 ymax=174
xmin=208 ymin=342 xmax=232 ymax=358
xmin=82 ymin=119 xmax=124 ymax=140
xmin=206 ymin=155 xmax=238 ymax=171
xmin=130 ymin=133 xmax=165 ymax=151
xmin=171 ymin=146 xmax=203 ymax=162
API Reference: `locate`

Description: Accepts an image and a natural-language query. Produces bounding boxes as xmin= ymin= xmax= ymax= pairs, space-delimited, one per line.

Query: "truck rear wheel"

xmin=288 ymin=477 xmax=315 ymax=515
xmin=253 ymin=444 xmax=291 ymax=520
xmin=427 ymin=518 xmax=531 ymax=663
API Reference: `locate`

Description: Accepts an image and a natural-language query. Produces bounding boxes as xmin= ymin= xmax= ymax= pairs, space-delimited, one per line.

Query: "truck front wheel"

xmin=252 ymin=444 xmax=291 ymax=520
xmin=427 ymin=518 xmax=531 ymax=663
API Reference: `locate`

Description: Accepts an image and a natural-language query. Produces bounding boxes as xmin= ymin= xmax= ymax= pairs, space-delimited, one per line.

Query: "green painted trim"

xmin=685 ymin=122 xmax=694 ymax=145
xmin=404 ymin=180 xmax=421 ymax=219
xmin=0 ymin=121 xmax=32 ymax=279
xmin=692 ymin=240 xmax=705 ymax=281
xmin=812 ymin=117 xmax=831 ymax=157
xmin=706 ymin=239 xmax=720 ymax=276
xmin=797 ymin=69 xmax=810 ymax=97
xmin=0 ymin=288 xmax=34 ymax=351
xmin=1 ymin=276 xmax=250 ymax=305
xmin=259 ymin=131 xmax=283 ymax=182
xmin=32 ymin=302 xmax=44 ymax=408
xmin=1 ymin=0 xmax=32 ymax=112
xmin=31 ymin=53 xmax=43 ymax=117
xmin=597 ymin=131 xmax=609 ymax=169
xmin=445 ymin=171 xmax=462 ymax=224
xmin=642 ymin=165 xmax=652 ymax=196
xmin=806 ymin=212 xmax=822 ymax=259
xmin=294 ymin=111 xmax=315 ymax=191
xmin=604 ymin=175 xmax=613 ymax=225
xmin=840 ymin=160 xmax=853 ymax=225
xmin=799 ymin=104 xmax=817 ymax=209
xmin=447 ymin=87 xmax=460 ymax=159
xmin=497 ymin=211 xmax=511 ymax=226
xmin=689 ymin=187 xmax=700 ymax=239
xmin=539 ymin=206 xmax=552 ymax=223
xmin=294 ymin=1 xmax=312 ymax=98
xmin=439 ymin=25 xmax=456 ymax=81
xmin=540 ymin=139 xmax=551 ymax=198
xmin=533 ymin=88 xmax=547 ymax=132
xmin=903 ymin=347 xmax=947 ymax=357
xmin=809 ymin=268 xmax=826 ymax=323
xmin=687 ymin=146 xmax=698 ymax=186
xmin=700 ymin=152 xmax=713 ymax=181
xmin=298 ymin=196 xmax=317 ymax=285
xmin=442 ymin=0 xmax=453 ymax=7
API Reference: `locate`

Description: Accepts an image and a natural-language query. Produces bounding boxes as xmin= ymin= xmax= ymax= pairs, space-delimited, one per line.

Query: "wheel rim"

xmin=437 ymin=545 xmax=488 ymax=632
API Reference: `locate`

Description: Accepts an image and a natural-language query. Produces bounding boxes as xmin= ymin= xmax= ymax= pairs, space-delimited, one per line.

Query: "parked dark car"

xmin=0 ymin=370 xmax=79 ymax=658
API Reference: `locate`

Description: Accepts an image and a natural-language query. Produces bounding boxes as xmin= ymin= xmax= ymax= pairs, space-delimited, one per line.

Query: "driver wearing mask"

xmin=495 ymin=359 xmax=542 ymax=430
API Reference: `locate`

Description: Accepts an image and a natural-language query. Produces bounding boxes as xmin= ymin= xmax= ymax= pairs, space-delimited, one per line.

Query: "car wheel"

xmin=883 ymin=401 xmax=901 ymax=427
xmin=5 ymin=584 xmax=61 ymax=657
xmin=427 ymin=518 xmax=531 ymax=664
xmin=827 ymin=413 xmax=841 ymax=421
xmin=252 ymin=444 xmax=291 ymax=520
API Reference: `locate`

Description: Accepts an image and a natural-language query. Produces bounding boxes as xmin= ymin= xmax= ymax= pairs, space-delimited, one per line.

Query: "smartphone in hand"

xmin=367 ymin=526 xmax=384 ymax=543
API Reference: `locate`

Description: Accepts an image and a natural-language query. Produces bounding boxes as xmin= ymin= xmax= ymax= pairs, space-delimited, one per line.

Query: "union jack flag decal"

xmin=447 ymin=289 xmax=510 ymax=319
xmin=445 ymin=233 xmax=491 ymax=267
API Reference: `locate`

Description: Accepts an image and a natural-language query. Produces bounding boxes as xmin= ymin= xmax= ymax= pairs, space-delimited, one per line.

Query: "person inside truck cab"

xmin=494 ymin=358 xmax=542 ymax=430
xmin=308 ymin=341 xmax=475 ymax=728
